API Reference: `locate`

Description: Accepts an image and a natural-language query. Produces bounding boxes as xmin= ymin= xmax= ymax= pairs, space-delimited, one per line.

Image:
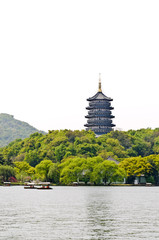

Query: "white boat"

xmin=3 ymin=182 xmax=11 ymax=186
xmin=24 ymin=182 xmax=36 ymax=189
xmin=36 ymin=182 xmax=52 ymax=190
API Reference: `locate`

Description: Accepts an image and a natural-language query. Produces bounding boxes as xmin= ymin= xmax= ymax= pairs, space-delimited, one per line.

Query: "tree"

xmin=132 ymin=139 xmax=151 ymax=157
xmin=14 ymin=161 xmax=35 ymax=181
xmin=24 ymin=150 xmax=41 ymax=167
xmin=60 ymin=156 xmax=103 ymax=185
xmin=60 ymin=157 xmax=86 ymax=184
xmin=52 ymin=135 xmax=68 ymax=147
xmin=35 ymin=160 xmax=53 ymax=181
xmin=82 ymin=156 xmax=103 ymax=184
xmin=48 ymin=163 xmax=60 ymax=184
xmin=92 ymin=160 xmax=125 ymax=185
xmin=119 ymin=157 xmax=152 ymax=183
xmin=0 ymin=165 xmax=16 ymax=182
xmin=153 ymin=136 xmax=159 ymax=154
xmin=108 ymin=130 xmax=133 ymax=149
xmin=76 ymin=143 xmax=99 ymax=157
xmin=98 ymin=150 xmax=117 ymax=160
xmin=98 ymin=137 xmax=128 ymax=158
xmin=0 ymin=153 xmax=5 ymax=165
xmin=146 ymin=155 xmax=159 ymax=184
xmin=55 ymin=144 xmax=67 ymax=161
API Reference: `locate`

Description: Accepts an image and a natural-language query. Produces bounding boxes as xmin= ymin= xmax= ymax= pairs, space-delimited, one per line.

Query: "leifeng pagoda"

xmin=84 ymin=74 xmax=115 ymax=135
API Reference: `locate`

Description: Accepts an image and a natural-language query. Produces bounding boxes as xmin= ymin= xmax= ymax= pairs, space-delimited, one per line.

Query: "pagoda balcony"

xmin=89 ymin=100 xmax=110 ymax=104
xmin=85 ymin=114 xmax=115 ymax=118
xmin=86 ymin=107 xmax=114 ymax=111
xmin=87 ymin=111 xmax=113 ymax=115
xmin=89 ymin=102 xmax=110 ymax=106
xmin=87 ymin=120 xmax=113 ymax=125
xmin=88 ymin=109 xmax=113 ymax=115
xmin=89 ymin=102 xmax=111 ymax=107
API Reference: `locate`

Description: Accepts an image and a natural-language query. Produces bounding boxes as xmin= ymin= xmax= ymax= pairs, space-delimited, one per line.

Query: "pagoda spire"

xmin=98 ymin=73 xmax=102 ymax=92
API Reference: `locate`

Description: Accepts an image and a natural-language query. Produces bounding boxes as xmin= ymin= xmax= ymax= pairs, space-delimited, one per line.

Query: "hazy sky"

xmin=0 ymin=0 xmax=159 ymax=132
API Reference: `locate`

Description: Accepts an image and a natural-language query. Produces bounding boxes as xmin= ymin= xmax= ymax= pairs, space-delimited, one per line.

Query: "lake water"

xmin=0 ymin=186 xmax=159 ymax=240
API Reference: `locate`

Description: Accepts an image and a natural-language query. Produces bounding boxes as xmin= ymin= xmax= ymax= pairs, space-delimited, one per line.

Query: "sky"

xmin=0 ymin=0 xmax=159 ymax=132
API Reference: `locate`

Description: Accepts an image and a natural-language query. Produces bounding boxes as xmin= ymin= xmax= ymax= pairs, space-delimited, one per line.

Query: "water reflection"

xmin=1 ymin=186 xmax=159 ymax=239
xmin=85 ymin=188 xmax=113 ymax=239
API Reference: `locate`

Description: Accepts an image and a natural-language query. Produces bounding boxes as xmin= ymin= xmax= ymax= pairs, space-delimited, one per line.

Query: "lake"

xmin=0 ymin=186 xmax=159 ymax=239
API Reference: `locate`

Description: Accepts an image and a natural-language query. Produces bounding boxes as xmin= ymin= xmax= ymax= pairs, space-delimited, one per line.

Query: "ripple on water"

xmin=1 ymin=186 xmax=159 ymax=239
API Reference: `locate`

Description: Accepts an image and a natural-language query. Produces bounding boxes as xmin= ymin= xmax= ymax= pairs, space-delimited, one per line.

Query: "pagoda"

xmin=84 ymin=74 xmax=115 ymax=135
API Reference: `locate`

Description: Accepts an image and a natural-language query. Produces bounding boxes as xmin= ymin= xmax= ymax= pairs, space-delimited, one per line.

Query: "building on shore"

xmin=84 ymin=74 xmax=115 ymax=136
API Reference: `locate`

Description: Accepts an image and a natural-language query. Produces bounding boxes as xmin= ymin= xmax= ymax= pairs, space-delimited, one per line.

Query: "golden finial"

xmin=98 ymin=73 xmax=102 ymax=92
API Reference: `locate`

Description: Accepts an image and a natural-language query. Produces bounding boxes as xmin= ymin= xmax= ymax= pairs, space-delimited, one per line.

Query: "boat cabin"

xmin=3 ymin=182 xmax=11 ymax=186
xmin=37 ymin=182 xmax=52 ymax=190
xmin=24 ymin=182 xmax=36 ymax=189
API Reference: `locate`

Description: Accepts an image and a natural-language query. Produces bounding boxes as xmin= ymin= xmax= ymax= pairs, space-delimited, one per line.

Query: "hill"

xmin=0 ymin=113 xmax=46 ymax=147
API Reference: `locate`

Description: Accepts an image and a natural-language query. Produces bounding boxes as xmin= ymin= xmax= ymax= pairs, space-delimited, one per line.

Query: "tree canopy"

xmin=0 ymin=128 xmax=159 ymax=185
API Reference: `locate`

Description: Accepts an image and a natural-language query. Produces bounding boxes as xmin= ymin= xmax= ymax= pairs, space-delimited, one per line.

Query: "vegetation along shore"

xmin=1 ymin=128 xmax=159 ymax=186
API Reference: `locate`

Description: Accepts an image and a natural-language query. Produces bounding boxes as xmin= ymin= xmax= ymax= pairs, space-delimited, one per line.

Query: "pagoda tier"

xmin=84 ymin=75 xmax=115 ymax=135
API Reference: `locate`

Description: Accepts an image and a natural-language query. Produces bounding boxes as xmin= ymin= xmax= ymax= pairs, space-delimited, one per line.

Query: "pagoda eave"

xmin=87 ymin=91 xmax=113 ymax=101
xmin=87 ymin=98 xmax=113 ymax=102
xmin=86 ymin=107 xmax=114 ymax=110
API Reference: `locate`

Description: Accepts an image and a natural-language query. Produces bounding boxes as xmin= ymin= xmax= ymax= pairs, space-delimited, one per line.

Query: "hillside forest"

xmin=1 ymin=128 xmax=159 ymax=185
xmin=0 ymin=113 xmax=45 ymax=147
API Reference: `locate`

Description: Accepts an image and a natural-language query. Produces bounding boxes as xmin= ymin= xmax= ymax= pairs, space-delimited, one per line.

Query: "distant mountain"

xmin=0 ymin=113 xmax=46 ymax=147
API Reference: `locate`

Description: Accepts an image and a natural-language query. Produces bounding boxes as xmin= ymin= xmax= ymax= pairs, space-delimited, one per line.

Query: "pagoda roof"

xmin=87 ymin=91 xmax=112 ymax=101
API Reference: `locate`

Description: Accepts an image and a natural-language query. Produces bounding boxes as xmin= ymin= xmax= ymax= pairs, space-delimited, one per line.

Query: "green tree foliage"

xmin=1 ymin=128 xmax=159 ymax=166
xmin=0 ymin=153 xmax=5 ymax=165
xmin=14 ymin=161 xmax=35 ymax=181
xmin=0 ymin=165 xmax=16 ymax=182
xmin=92 ymin=160 xmax=125 ymax=185
xmin=76 ymin=143 xmax=100 ymax=157
xmin=119 ymin=157 xmax=152 ymax=178
xmin=48 ymin=163 xmax=60 ymax=184
xmin=59 ymin=156 xmax=123 ymax=185
xmin=119 ymin=155 xmax=159 ymax=184
xmin=60 ymin=157 xmax=86 ymax=185
xmin=35 ymin=160 xmax=53 ymax=181
xmin=153 ymin=136 xmax=159 ymax=154
xmin=127 ymin=128 xmax=153 ymax=156
xmin=144 ymin=155 xmax=159 ymax=184
xmin=24 ymin=150 xmax=41 ymax=167
xmin=55 ymin=144 xmax=67 ymax=161
xmin=131 ymin=139 xmax=151 ymax=157
xmin=1 ymin=128 xmax=159 ymax=184
xmin=97 ymin=150 xmax=117 ymax=160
